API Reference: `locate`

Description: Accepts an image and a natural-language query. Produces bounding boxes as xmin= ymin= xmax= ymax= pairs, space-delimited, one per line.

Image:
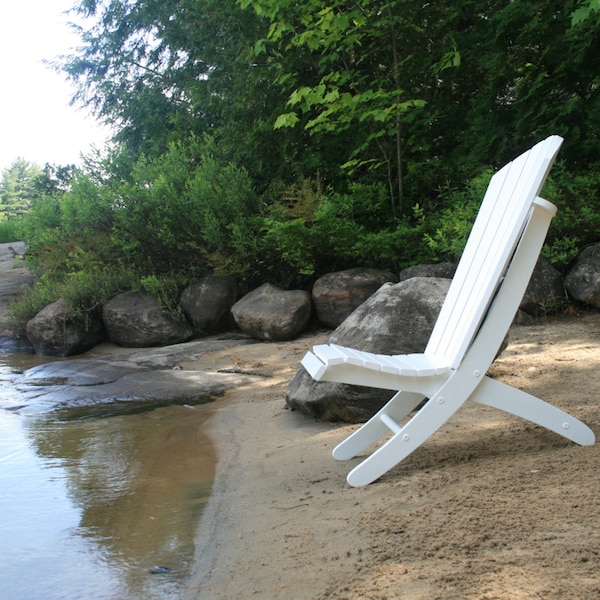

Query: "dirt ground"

xmin=181 ymin=309 xmax=600 ymax=600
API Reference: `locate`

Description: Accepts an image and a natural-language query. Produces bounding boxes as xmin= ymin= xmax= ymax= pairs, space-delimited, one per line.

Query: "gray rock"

xmin=0 ymin=242 xmax=34 ymax=330
xmin=12 ymin=338 xmax=258 ymax=418
xmin=51 ymin=370 xmax=251 ymax=420
xmin=26 ymin=299 xmax=106 ymax=357
xmin=520 ymin=257 xmax=565 ymax=314
xmin=102 ymin=291 xmax=194 ymax=347
xmin=180 ymin=275 xmax=237 ymax=335
xmin=286 ymin=277 xmax=451 ymax=422
xmin=399 ymin=262 xmax=456 ymax=281
xmin=312 ymin=267 xmax=399 ymax=329
xmin=231 ymin=283 xmax=311 ymax=341
xmin=565 ymin=243 xmax=600 ymax=309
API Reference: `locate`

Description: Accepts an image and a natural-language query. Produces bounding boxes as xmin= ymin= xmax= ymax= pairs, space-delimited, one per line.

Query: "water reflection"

xmin=0 ymin=400 xmax=215 ymax=599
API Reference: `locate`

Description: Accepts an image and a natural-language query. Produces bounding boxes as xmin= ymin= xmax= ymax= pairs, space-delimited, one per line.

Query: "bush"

xmin=259 ymin=181 xmax=434 ymax=282
xmin=14 ymin=135 xmax=266 ymax=331
xmin=423 ymin=170 xmax=494 ymax=261
xmin=20 ymin=135 xmax=264 ymax=283
xmin=9 ymin=267 xmax=138 ymax=335
xmin=106 ymin=135 xmax=262 ymax=279
xmin=540 ymin=162 xmax=600 ymax=269
xmin=423 ymin=162 xmax=600 ymax=271
xmin=133 ymin=274 xmax=188 ymax=323
xmin=14 ymin=133 xmax=600 ymax=336
xmin=0 ymin=219 xmax=23 ymax=243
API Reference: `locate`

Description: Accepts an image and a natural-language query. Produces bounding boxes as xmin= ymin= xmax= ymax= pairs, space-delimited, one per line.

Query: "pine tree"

xmin=0 ymin=159 xmax=42 ymax=220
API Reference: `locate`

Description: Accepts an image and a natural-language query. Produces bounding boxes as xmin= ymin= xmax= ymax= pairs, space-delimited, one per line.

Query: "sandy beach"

xmin=180 ymin=310 xmax=600 ymax=600
xmin=1 ymin=245 xmax=598 ymax=599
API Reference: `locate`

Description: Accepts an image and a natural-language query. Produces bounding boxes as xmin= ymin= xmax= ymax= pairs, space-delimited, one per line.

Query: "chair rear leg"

xmin=332 ymin=391 xmax=425 ymax=461
xmin=471 ymin=376 xmax=595 ymax=445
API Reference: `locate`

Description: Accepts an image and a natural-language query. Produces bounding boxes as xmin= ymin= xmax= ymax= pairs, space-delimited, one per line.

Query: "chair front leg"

xmin=345 ymin=390 xmax=467 ymax=486
xmin=332 ymin=391 xmax=425 ymax=461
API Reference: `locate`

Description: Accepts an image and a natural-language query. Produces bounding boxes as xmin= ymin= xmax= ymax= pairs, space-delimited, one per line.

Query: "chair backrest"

xmin=425 ymin=135 xmax=563 ymax=368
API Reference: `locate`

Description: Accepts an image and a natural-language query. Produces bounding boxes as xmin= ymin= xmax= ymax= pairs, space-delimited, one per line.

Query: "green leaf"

xmin=571 ymin=7 xmax=591 ymax=25
xmin=288 ymin=86 xmax=313 ymax=106
xmin=274 ymin=112 xmax=300 ymax=129
xmin=254 ymin=38 xmax=267 ymax=55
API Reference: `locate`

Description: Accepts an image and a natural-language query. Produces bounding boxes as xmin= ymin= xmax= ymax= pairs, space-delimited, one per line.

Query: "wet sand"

xmin=181 ymin=312 xmax=600 ymax=600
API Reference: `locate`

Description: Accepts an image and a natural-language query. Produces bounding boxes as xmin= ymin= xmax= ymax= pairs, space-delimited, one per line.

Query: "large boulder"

xmin=312 ymin=267 xmax=399 ymax=328
xmin=102 ymin=291 xmax=194 ymax=347
xmin=399 ymin=262 xmax=456 ymax=281
xmin=520 ymin=257 xmax=565 ymax=315
xmin=0 ymin=241 xmax=34 ymax=330
xmin=26 ymin=299 xmax=106 ymax=357
xmin=231 ymin=283 xmax=311 ymax=341
xmin=180 ymin=275 xmax=237 ymax=335
xmin=286 ymin=277 xmax=451 ymax=422
xmin=565 ymin=243 xmax=600 ymax=309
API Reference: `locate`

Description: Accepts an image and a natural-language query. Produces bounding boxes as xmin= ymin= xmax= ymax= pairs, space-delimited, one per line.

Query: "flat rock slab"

xmin=20 ymin=338 xmax=256 ymax=385
xmin=15 ymin=369 xmax=256 ymax=420
xmin=4 ymin=337 xmax=260 ymax=419
xmin=0 ymin=247 xmax=266 ymax=419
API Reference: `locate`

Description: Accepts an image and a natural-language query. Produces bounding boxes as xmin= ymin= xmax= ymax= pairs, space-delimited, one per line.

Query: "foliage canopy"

xmin=6 ymin=0 xmax=600 ymax=327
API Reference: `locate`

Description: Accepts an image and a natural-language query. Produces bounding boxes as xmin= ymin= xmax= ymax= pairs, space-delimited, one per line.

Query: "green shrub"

xmin=103 ymin=135 xmax=262 ymax=280
xmin=14 ymin=135 xmax=268 ymax=331
xmin=423 ymin=162 xmax=600 ymax=271
xmin=15 ymin=130 xmax=600 ymax=334
xmin=134 ymin=274 xmax=188 ymax=323
xmin=260 ymin=181 xmax=377 ymax=279
xmin=0 ymin=219 xmax=23 ymax=243
xmin=423 ymin=169 xmax=494 ymax=261
xmin=541 ymin=162 xmax=600 ymax=269
xmin=9 ymin=267 xmax=137 ymax=335
xmin=259 ymin=181 xmax=433 ymax=282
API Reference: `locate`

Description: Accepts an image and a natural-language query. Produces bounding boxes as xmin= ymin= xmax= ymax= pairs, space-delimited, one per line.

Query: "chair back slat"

xmin=425 ymin=136 xmax=563 ymax=368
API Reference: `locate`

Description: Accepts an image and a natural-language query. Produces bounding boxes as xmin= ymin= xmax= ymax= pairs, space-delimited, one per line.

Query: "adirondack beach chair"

xmin=301 ymin=135 xmax=595 ymax=486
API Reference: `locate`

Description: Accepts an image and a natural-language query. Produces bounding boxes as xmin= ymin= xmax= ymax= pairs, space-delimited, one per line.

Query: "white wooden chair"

xmin=301 ymin=135 xmax=595 ymax=486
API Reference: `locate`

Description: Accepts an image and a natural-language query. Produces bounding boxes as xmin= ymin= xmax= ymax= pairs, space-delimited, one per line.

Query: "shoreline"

xmin=1 ymin=245 xmax=598 ymax=598
xmin=181 ymin=380 xmax=371 ymax=599
xmin=179 ymin=332 xmax=369 ymax=598
xmin=181 ymin=312 xmax=600 ymax=599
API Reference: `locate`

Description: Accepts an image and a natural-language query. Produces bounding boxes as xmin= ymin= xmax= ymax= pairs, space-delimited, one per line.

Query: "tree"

xmin=243 ymin=0 xmax=600 ymax=197
xmin=60 ymin=0 xmax=308 ymax=186
xmin=572 ymin=0 xmax=600 ymax=25
xmin=242 ymin=0 xmax=462 ymax=215
xmin=0 ymin=159 xmax=43 ymax=220
xmin=32 ymin=164 xmax=78 ymax=196
xmin=10 ymin=0 xmax=600 ymax=331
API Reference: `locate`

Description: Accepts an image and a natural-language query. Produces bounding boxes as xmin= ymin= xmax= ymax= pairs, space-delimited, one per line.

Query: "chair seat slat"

xmin=311 ymin=344 xmax=345 ymax=365
xmin=311 ymin=344 xmax=451 ymax=377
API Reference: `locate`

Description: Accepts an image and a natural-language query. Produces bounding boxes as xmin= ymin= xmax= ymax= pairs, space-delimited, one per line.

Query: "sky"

xmin=0 ymin=0 xmax=112 ymax=174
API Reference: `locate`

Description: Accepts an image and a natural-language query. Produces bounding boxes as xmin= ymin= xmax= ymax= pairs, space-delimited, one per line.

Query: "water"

xmin=0 ymin=351 xmax=215 ymax=600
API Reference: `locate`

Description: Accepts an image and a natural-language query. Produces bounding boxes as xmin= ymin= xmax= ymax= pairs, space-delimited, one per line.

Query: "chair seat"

xmin=304 ymin=344 xmax=451 ymax=379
